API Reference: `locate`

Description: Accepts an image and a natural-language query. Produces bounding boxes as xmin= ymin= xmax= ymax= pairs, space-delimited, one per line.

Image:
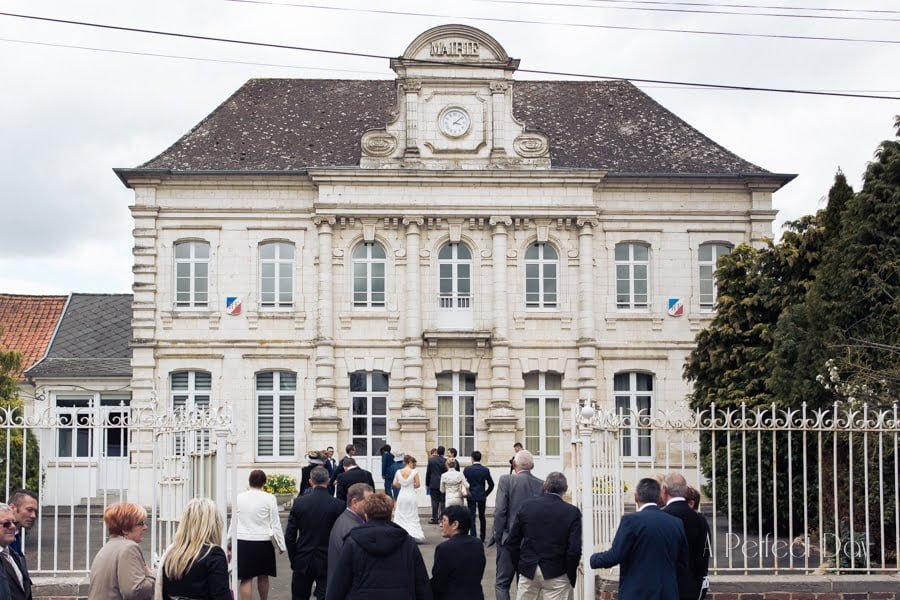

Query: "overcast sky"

xmin=1 ymin=0 xmax=897 ymax=295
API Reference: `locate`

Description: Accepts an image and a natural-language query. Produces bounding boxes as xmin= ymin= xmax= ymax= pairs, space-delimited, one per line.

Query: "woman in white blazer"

xmin=440 ymin=459 xmax=470 ymax=507
xmin=228 ymin=470 xmax=286 ymax=600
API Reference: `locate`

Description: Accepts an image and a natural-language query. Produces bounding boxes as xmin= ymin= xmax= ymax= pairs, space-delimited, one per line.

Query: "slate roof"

xmin=26 ymin=294 xmax=132 ymax=379
xmin=0 ymin=294 xmax=68 ymax=379
xmin=133 ymin=79 xmax=780 ymax=177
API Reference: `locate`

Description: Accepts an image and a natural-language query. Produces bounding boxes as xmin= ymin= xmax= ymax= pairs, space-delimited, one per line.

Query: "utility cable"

xmin=578 ymin=0 xmax=900 ymax=16
xmin=1 ymin=12 xmax=898 ymax=100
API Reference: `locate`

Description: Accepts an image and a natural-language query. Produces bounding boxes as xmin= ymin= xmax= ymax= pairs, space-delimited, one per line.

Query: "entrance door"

xmin=99 ymin=400 xmax=130 ymax=491
xmin=350 ymin=371 xmax=389 ymax=477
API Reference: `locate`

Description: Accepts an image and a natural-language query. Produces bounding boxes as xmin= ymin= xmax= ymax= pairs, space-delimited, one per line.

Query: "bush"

xmin=263 ymin=473 xmax=297 ymax=495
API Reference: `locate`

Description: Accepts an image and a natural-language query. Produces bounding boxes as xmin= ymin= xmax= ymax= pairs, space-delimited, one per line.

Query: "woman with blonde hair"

xmin=88 ymin=502 xmax=154 ymax=599
xmin=158 ymin=498 xmax=231 ymax=600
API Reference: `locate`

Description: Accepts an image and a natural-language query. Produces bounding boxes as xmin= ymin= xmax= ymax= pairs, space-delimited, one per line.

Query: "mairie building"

xmin=114 ymin=24 xmax=793 ymax=489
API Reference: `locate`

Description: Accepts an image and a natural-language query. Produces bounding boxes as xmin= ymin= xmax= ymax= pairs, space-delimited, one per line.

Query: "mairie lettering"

xmin=429 ymin=40 xmax=480 ymax=57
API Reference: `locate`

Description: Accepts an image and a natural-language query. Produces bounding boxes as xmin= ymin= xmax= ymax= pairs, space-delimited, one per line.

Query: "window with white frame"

xmin=437 ymin=372 xmax=475 ymax=456
xmin=524 ymin=243 xmax=558 ymax=309
xmin=524 ymin=372 xmax=561 ymax=457
xmin=698 ymin=243 xmax=731 ymax=310
xmin=56 ymin=397 xmax=93 ymax=458
xmin=438 ymin=242 xmax=472 ymax=309
xmin=614 ymin=372 xmax=653 ymax=459
xmin=171 ymin=370 xmax=212 ymax=454
xmin=615 ymin=242 xmax=650 ymax=309
xmin=349 ymin=371 xmax=389 ymax=457
xmin=256 ymin=371 xmax=296 ymax=459
xmin=352 ymin=242 xmax=386 ymax=308
xmin=260 ymin=242 xmax=295 ymax=309
xmin=175 ymin=241 xmax=210 ymax=308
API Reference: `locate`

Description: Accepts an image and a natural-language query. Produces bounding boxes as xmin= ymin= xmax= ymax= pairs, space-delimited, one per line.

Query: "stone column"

xmin=576 ymin=218 xmax=599 ymax=404
xmin=403 ymin=79 xmax=421 ymax=156
xmin=486 ymin=217 xmax=516 ymax=446
xmin=311 ymin=216 xmax=339 ymax=428
xmin=400 ymin=217 xmax=427 ymax=425
xmin=490 ymin=81 xmax=508 ymax=156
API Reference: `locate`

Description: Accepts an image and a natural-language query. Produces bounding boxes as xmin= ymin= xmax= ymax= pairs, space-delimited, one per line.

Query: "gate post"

xmin=579 ymin=400 xmax=596 ymax=600
xmin=215 ymin=426 xmax=229 ymax=527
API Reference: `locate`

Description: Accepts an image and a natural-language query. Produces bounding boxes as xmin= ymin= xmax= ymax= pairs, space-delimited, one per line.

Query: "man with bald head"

xmin=492 ymin=449 xmax=543 ymax=600
xmin=662 ymin=473 xmax=710 ymax=600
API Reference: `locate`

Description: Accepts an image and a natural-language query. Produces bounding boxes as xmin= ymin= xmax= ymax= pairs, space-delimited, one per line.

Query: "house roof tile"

xmin=0 ymin=294 xmax=68 ymax=379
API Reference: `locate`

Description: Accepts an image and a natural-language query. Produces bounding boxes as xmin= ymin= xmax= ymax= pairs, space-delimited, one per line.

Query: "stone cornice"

xmin=306 ymin=168 xmax=607 ymax=187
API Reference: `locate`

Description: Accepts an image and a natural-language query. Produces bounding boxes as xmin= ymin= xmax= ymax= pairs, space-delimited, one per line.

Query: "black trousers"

xmin=291 ymin=558 xmax=327 ymax=600
xmin=467 ymin=498 xmax=487 ymax=540
xmin=430 ymin=489 xmax=445 ymax=520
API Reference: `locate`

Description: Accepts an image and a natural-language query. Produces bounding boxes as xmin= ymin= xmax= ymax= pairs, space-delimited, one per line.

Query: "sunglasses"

xmin=0 ymin=521 xmax=17 ymax=529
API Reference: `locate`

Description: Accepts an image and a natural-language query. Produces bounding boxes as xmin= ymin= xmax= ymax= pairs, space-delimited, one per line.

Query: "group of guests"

xmin=0 ymin=489 xmax=38 ymax=600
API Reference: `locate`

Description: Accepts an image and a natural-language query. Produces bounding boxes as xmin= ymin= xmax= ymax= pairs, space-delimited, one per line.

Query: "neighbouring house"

xmin=25 ymin=293 xmax=133 ymax=505
xmin=113 ymin=24 xmax=794 ymax=494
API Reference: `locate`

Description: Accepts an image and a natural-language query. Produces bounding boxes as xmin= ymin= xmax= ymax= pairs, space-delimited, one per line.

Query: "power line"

xmin=220 ymin=0 xmax=900 ymax=44
xmin=1 ymin=11 xmax=898 ymax=100
xmin=473 ymin=0 xmax=900 ymax=22
xmin=579 ymin=0 xmax=900 ymax=16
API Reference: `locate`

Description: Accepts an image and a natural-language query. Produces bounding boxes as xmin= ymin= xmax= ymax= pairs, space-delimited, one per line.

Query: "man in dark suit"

xmin=0 ymin=503 xmax=31 ymax=600
xmin=463 ymin=450 xmax=495 ymax=541
xmin=425 ymin=445 xmax=447 ymax=524
xmin=431 ymin=505 xmax=486 ymax=600
xmin=492 ymin=449 xmax=544 ymax=600
xmin=285 ymin=466 xmax=346 ymax=600
xmin=662 ymin=473 xmax=710 ymax=600
xmin=590 ymin=478 xmax=689 ymax=600
xmin=334 ymin=457 xmax=376 ymax=503
xmin=505 ymin=472 xmax=581 ymax=600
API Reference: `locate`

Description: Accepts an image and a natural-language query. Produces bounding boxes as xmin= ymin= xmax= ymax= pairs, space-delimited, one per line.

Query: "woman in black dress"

xmin=160 ymin=498 xmax=231 ymax=600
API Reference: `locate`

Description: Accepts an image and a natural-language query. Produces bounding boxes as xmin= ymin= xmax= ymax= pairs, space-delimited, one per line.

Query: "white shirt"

xmin=227 ymin=488 xmax=286 ymax=551
xmin=665 ymin=497 xmax=687 ymax=506
xmin=0 ymin=545 xmax=24 ymax=588
xmin=637 ymin=502 xmax=658 ymax=511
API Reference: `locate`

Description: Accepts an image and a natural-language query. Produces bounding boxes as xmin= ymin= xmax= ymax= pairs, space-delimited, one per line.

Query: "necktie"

xmin=1 ymin=547 xmax=24 ymax=589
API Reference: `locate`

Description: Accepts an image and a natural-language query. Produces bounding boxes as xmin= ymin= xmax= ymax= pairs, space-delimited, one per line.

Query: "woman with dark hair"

xmin=379 ymin=444 xmax=393 ymax=494
xmin=326 ymin=493 xmax=431 ymax=600
xmin=227 ymin=470 xmax=286 ymax=600
xmin=440 ymin=460 xmax=469 ymax=508
xmin=88 ymin=503 xmax=154 ymax=600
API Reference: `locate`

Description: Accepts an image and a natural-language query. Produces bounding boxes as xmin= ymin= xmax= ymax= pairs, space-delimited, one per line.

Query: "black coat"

xmin=1 ymin=545 xmax=32 ymax=600
xmin=162 ymin=545 xmax=231 ymax=600
xmin=425 ymin=455 xmax=447 ymax=490
xmin=431 ymin=533 xmax=485 ymax=600
xmin=505 ymin=493 xmax=581 ymax=586
xmin=663 ymin=500 xmax=710 ymax=600
xmin=334 ymin=467 xmax=376 ymax=503
xmin=462 ymin=463 xmax=495 ymax=502
xmin=284 ymin=487 xmax=346 ymax=569
xmin=325 ymin=520 xmax=432 ymax=600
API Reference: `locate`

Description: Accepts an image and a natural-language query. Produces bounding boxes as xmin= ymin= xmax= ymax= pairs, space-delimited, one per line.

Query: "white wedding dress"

xmin=393 ymin=469 xmax=425 ymax=542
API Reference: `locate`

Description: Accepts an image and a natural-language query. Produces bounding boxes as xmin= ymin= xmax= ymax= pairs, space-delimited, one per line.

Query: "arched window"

xmin=174 ymin=241 xmax=209 ymax=308
xmin=260 ymin=242 xmax=295 ymax=309
xmin=614 ymin=371 xmax=653 ymax=459
xmin=524 ymin=243 xmax=558 ymax=309
xmin=256 ymin=371 xmax=296 ymax=459
xmin=698 ymin=243 xmax=731 ymax=309
xmin=615 ymin=242 xmax=649 ymax=309
xmin=438 ymin=242 xmax=472 ymax=309
xmin=170 ymin=370 xmax=212 ymax=454
xmin=352 ymin=242 xmax=386 ymax=308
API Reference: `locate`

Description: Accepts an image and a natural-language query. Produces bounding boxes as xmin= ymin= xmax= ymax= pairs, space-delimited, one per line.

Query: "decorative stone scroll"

xmin=361 ymin=130 xmax=398 ymax=158
xmin=513 ymin=132 xmax=549 ymax=158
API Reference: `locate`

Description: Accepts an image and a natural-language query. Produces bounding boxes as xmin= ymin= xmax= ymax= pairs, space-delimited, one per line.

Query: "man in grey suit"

xmin=492 ymin=449 xmax=543 ymax=600
xmin=326 ymin=482 xmax=372 ymax=586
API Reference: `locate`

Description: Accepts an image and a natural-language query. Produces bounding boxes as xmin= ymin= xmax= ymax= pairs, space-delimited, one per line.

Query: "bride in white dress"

xmin=392 ymin=454 xmax=425 ymax=542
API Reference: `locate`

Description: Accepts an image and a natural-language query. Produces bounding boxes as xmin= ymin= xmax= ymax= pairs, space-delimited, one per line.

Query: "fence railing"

xmin=571 ymin=401 xmax=900 ymax=579
xmin=0 ymin=405 xmax=233 ymax=574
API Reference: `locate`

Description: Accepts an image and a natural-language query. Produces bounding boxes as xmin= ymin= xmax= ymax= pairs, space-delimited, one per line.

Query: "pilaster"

xmin=311 ymin=215 xmax=339 ymax=426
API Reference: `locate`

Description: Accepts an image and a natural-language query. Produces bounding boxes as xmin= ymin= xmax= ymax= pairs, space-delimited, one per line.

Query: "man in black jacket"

xmin=0 ymin=502 xmax=31 ymax=600
xmin=425 ymin=446 xmax=447 ymax=524
xmin=504 ymin=472 xmax=581 ymax=600
xmin=431 ymin=505 xmax=486 ymax=600
xmin=334 ymin=457 xmax=376 ymax=503
xmin=285 ymin=466 xmax=345 ymax=600
xmin=662 ymin=473 xmax=710 ymax=600
xmin=463 ymin=450 xmax=494 ymax=541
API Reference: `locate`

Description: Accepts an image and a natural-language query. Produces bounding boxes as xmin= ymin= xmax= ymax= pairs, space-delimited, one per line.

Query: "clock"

xmin=439 ymin=107 xmax=471 ymax=137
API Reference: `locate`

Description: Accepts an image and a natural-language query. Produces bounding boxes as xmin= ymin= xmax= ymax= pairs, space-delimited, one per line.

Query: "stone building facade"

xmin=115 ymin=25 xmax=793 ymax=485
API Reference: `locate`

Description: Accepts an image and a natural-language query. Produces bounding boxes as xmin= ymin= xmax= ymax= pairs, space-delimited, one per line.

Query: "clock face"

xmin=439 ymin=108 xmax=471 ymax=137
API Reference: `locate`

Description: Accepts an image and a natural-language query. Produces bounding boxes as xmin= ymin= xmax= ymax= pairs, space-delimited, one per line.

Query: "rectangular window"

xmin=56 ymin=397 xmax=93 ymax=458
xmin=615 ymin=243 xmax=649 ymax=310
xmin=614 ymin=372 xmax=653 ymax=459
xmin=256 ymin=371 xmax=296 ymax=459
xmin=175 ymin=241 xmax=210 ymax=308
xmin=699 ymin=243 xmax=731 ymax=309
xmin=436 ymin=372 xmax=476 ymax=456
xmin=260 ymin=242 xmax=295 ymax=309
xmin=350 ymin=371 xmax=389 ymax=458
xmin=524 ymin=372 xmax=561 ymax=457
xmin=171 ymin=371 xmax=212 ymax=454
